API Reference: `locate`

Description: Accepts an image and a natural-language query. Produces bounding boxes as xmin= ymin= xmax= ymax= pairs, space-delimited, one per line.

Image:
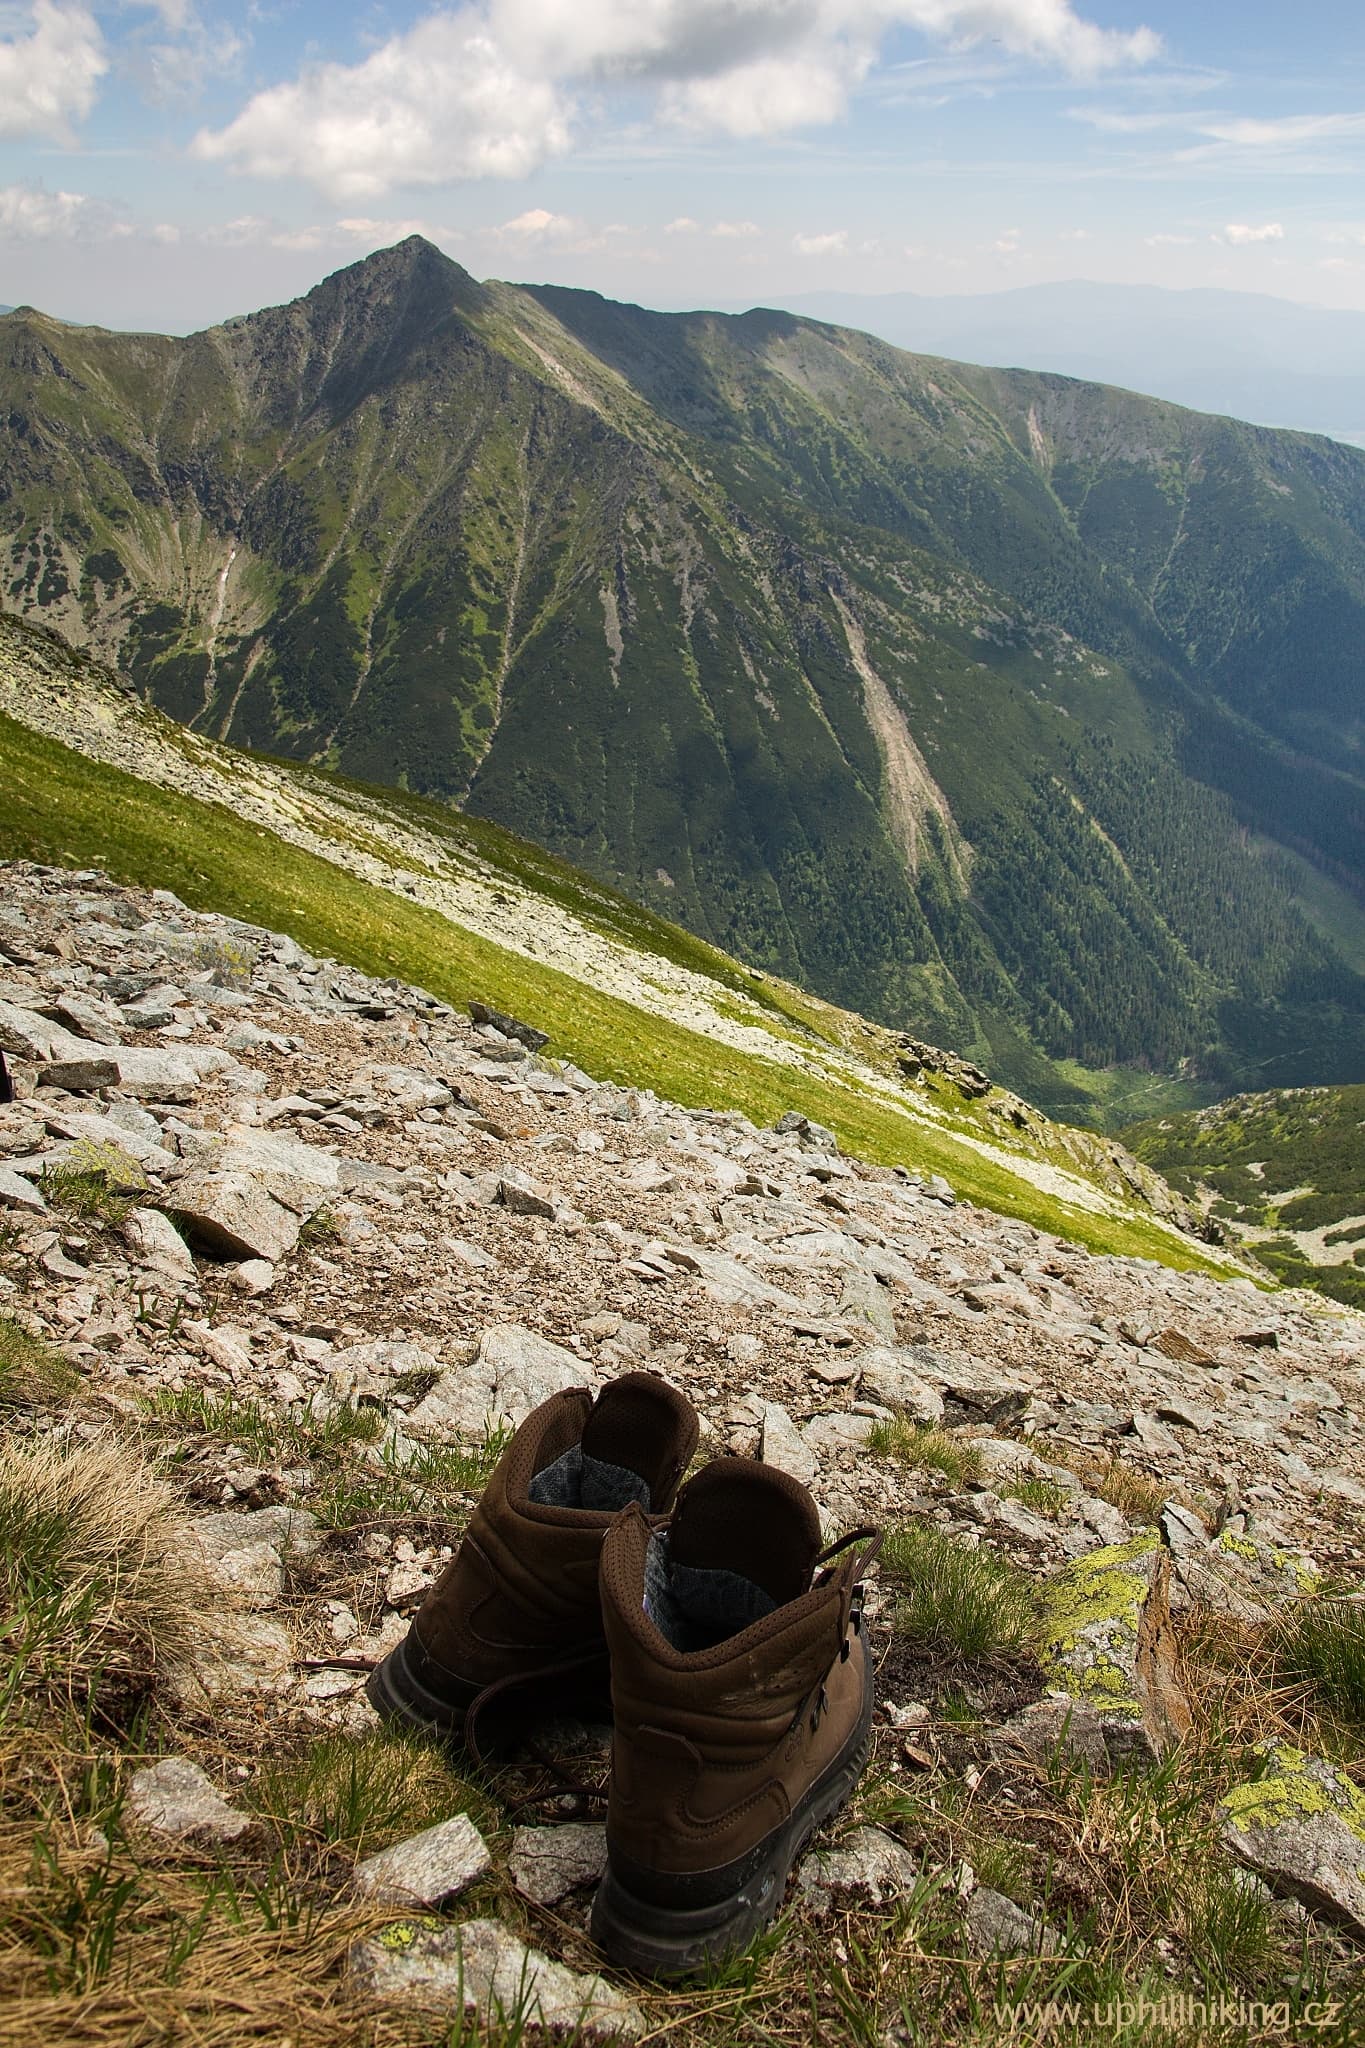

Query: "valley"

xmin=4 ymin=239 xmax=1365 ymax=1121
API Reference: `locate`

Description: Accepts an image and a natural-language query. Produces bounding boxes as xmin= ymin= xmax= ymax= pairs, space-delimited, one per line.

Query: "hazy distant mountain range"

xmin=3 ymin=240 xmax=1365 ymax=1121
xmin=770 ymin=282 xmax=1365 ymax=448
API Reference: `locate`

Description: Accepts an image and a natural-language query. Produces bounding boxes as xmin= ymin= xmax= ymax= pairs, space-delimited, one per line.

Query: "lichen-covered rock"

xmin=1177 ymin=1530 xmax=1320 ymax=1626
xmin=1220 ymin=1745 xmax=1365 ymax=1939
xmin=350 ymin=1916 xmax=643 ymax=2037
xmin=1039 ymin=1534 xmax=1191 ymax=1762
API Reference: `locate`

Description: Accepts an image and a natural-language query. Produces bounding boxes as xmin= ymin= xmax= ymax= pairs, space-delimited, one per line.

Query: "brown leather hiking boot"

xmin=366 ymin=1373 xmax=698 ymax=1746
xmin=591 ymin=1459 xmax=880 ymax=1979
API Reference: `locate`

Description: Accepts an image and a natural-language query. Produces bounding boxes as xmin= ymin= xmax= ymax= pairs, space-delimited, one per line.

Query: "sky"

xmin=1 ymin=1 xmax=1365 ymax=332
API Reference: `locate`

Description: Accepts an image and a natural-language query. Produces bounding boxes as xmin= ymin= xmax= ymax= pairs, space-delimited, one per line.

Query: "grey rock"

xmin=172 ymin=1170 xmax=305 ymax=1263
xmin=350 ymin=1917 xmax=644 ymax=2038
xmin=914 ymin=1349 xmax=1033 ymax=1423
xmin=797 ymin=1825 xmax=919 ymax=1914
xmin=1221 ymin=1745 xmax=1365 ymax=1939
xmin=229 ymin=1258 xmax=276 ymax=1295
xmin=325 ymin=1337 xmax=440 ymax=1401
xmin=408 ymin=1323 xmax=592 ymax=1438
xmin=688 ymin=1247 xmax=807 ymax=1311
xmin=509 ymin=1821 xmax=609 ymax=1905
xmin=175 ymin=1615 xmax=294 ymax=1702
xmin=855 ymin=1347 xmax=946 ymax=1423
xmin=1131 ymin=1411 xmax=1183 ymax=1459
xmin=990 ymin=1696 xmax=1111 ymax=1772
xmin=496 ymin=1168 xmax=557 ymax=1219
xmin=838 ymin=1268 xmax=898 ymax=1342
xmin=39 ymin=1104 xmax=177 ymax=1173
xmin=1038 ymin=1537 xmax=1191 ymax=1763
xmin=468 ymin=1002 xmax=549 ymax=1052
xmin=0 ymin=999 xmax=67 ymax=1063
xmin=964 ymin=1886 xmax=1062 ymax=1957
xmin=127 ymin=1758 xmax=253 ymax=1846
xmin=0 ymin=1162 xmax=45 ymax=1210
xmin=353 ymin=1813 xmax=492 ymax=1906
xmin=973 ymin=1438 xmax=1057 ymax=1485
xmin=39 ymin=1055 xmax=121 ymax=1091
xmin=106 ymin=1044 xmax=235 ymax=1100
xmin=189 ymin=1505 xmax=320 ymax=1608
xmin=125 ymin=1206 xmax=196 ymax=1282
xmin=1155 ymin=1394 xmax=1215 ymax=1433
xmin=760 ymin=1400 xmax=820 ymax=1487
xmin=803 ymin=1411 xmax=875 ymax=1456
xmin=1076 ymin=1495 xmax=1133 ymax=1547
xmin=1159 ymin=1502 xmax=1209 ymax=1558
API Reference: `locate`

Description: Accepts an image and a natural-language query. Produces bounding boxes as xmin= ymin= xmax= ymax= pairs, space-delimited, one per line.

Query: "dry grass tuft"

xmin=1046 ymin=1445 xmax=1203 ymax=1529
xmin=0 ymin=1433 xmax=225 ymax=1707
xmin=0 ymin=1315 xmax=80 ymax=1409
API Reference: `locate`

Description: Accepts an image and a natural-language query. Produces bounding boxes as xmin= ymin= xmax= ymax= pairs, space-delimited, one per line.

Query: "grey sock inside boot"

xmin=643 ymin=1531 xmax=778 ymax=1652
xmin=528 ymin=1443 xmax=651 ymax=1513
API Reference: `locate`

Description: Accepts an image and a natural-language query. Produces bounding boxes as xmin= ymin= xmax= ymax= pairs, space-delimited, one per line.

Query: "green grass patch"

xmin=882 ymin=1522 xmax=1039 ymax=1659
xmin=1274 ymin=1598 xmax=1365 ymax=1726
xmin=314 ymin=1429 xmax=509 ymax=1530
xmin=867 ymin=1420 xmax=983 ymax=1487
xmin=144 ymin=1385 xmax=385 ymax=1463
xmin=251 ymin=1728 xmax=498 ymax=1859
xmin=40 ymin=1140 xmax=146 ymax=1229
xmin=1002 ymin=1475 xmax=1071 ymax=1519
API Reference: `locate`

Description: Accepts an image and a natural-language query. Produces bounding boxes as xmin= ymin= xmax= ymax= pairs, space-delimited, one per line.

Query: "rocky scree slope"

xmin=2 ymin=862 xmax=1365 ymax=2040
xmin=0 ymin=606 xmax=1234 ymax=1267
xmin=4 ymin=239 xmax=1365 ymax=1113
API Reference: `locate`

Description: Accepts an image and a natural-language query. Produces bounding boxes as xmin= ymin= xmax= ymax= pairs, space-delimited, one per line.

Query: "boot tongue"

xmin=667 ymin=1461 xmax=822 ymax=1608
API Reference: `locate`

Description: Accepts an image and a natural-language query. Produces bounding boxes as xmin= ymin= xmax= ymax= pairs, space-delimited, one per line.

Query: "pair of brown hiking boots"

xmin=366 ymin=1371 xmax=879 ymax=1980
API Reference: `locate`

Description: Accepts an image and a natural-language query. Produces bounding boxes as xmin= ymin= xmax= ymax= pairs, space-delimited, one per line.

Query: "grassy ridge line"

xmin=0 ymin=708 xmax=1230 ymax=1270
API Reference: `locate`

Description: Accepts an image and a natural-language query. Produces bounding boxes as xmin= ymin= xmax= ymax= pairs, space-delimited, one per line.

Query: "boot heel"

xmin=365 ymin=1636 xmax=472 ymax=1736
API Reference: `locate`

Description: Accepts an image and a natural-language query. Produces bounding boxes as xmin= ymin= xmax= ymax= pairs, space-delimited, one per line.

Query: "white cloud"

xmin=1199 ymin=112 xmax=1365 ymax=149
xmin=0 ymin=181 xmax=113 ymax=237
xmin=193 ymin=14 xmax=573 ymax=200
xmin=664 ymin=215 xmax=699 ymax=233
xmin=1220 ymin=221 xmax=1284 ymax=246
xmin=197 ymin=0 xmax=1161 ymax=197
xmin=711 ymin=218 xmax=759 ymax=238
xmin=497 ymin=207 xmax=577 ymax=243
xmin=793 ymin=228 xmax=848 ymax=255
xmin=1143 ymin=231 xmax=1194 ymax=245
xmin=0 ymin=1 xmax=106 ymax=140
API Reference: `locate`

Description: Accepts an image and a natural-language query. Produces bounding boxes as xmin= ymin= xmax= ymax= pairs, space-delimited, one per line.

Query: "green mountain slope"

xmin=1123 ymin=1088 xmax=1365 ymax=1308
xmin=0 ymin=606 xmax=1242 ymax=1273
xmin=3 ymin=239 xmax=1364 ymax=1115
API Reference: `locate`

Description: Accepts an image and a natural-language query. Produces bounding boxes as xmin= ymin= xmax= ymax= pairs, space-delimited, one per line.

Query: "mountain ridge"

xmin=3 ymin=238 xmax=1364 ymax=1120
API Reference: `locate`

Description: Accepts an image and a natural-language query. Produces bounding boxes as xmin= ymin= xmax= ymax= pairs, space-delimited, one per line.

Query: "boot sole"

xmin=365 ymin=1634 xmax=473 ymax=1737
xmin=590 ymin=1654 xmax=875 ymax=1981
